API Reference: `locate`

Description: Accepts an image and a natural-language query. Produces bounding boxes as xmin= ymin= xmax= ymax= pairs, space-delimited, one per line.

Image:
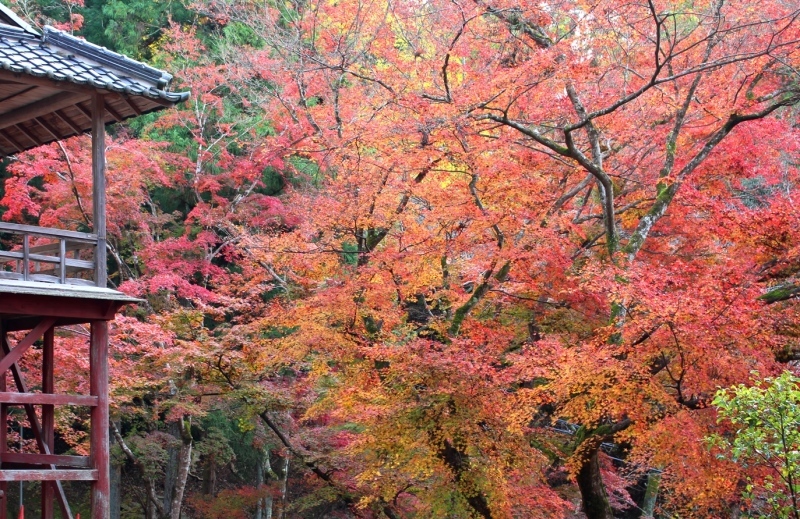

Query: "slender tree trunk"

xmin=111 ymin=422 xmax=168 ymax=519
xmin=255 ymin=446 xmax=276 ymax=519
xmin=255 ymin=454 xmax=264 ymax=519
xmin=110 ymin=467 xmax=121 ymax=519
xmin=576 ymin=447 xmax=613 ymax=519
xmin=110 ymin=422 xmax=121 ymax=519
xmin=642 ymin=469 xmax=661 ymax=518
xmin=147 ymin=480 xmax=158 ymax=519
xmin=255 ymin=468 xmax=275 ymax=519
xmin=277 ymin=456 xmax=289 ymax=519
xmin=170 ymin=416 xmax=193 ymax=519
xmin=203 ymin=461 xmax=217 ymax=496
xmin=211 ymin=463 xmax=217 ymax=496
xmin=163 ymin=421 xmax=180 ymax=517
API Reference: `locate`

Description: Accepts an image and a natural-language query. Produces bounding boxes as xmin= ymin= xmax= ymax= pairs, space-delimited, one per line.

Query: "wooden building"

xmin=0 ymin=5 xmax=188 ymax=518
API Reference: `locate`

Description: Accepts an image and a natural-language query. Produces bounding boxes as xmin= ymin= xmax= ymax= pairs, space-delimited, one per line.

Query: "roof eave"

xmin=42 ymin=27 xmax=173 ymax=88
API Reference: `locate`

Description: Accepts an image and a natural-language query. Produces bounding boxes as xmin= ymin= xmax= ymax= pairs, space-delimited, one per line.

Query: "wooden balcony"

xmin=0 ymin=222 xmax=98 ymax=287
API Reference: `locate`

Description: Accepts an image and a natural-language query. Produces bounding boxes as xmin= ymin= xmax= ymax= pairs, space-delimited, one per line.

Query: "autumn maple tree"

xmin=1 ymin=0 xmax=800 ymax=517
xmin=195 ymin=0 xmax=800 ymax=517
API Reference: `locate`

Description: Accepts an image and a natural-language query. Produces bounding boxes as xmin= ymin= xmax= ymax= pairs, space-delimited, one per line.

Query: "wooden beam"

xmin=104 ymin=102 xmax=123 ymax=123
xmin=35 ymin=116 xmax=67 ymax=141
xmin=0 ymin=69 xmax=103 ymax=96
xmin=1 ymin=453 xmax=92 ymax=468
xmin=59 ymin=239 xmax=67 ymax=283
xmin=22 ymin=233 xmax=29 ymax=279
xmin=0 ymin=92 xmax=87 ymax=132
xmin=29 ymin=240 xmax=96 ymax=254
xmin=2 ymin=316 xmax=96 ymax=333
xmin=0 ymin=129 xmax=24 ymax=153
xmin=92 ymin=94 xmax=107 ymax=288
xmin=1 ymin=336 xmax=74 ymax=519
xmin=14 ymin=123 xmax=43 ymax=147
xmin=43 ymin=326 xmax=55 ymax=519
xmin=0 ymin=470 xmax=98 ymax=481
xmin=53 ymin=109 xmax=83 ymax=135
xmin=119 ymin=95 xmax=142 ymax=116
xmin=0 ymin=221 xmax=98 ymax=242
xmin=0 ymin=250 xmax=95 ymax=270
xmin=0 ymin=294 xmax=123 ymax=321
xmin=0 ymin=84 xmax=37 ymax=104
xmin=0 ymin=325 xmax=6 ymax=519
xmin=91 ymin=321 xmax=110 ymax=519
xmin=0 ymin=318 xmax=55 ymax=375
xmin=0 ymin=392 xmax=98 ymax=407
xmin=75 ymin=101 xmax=92 ymax=121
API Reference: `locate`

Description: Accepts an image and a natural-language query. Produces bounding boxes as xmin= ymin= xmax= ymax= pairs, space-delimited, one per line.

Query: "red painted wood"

xmin=42 ymin=326 xmax=55 ymax=519
xmin=0 ymin=327 xmax=6 ymax=519
xmin=0 ymin=393 xmax=98 ymax=407
xmin=0 ymin=318 xmax=56 ymax=375
xmin=0 ymin=453 xmax=91 ymax=468
xmin=3 ymin=316 xmax=98 ymax=333
xmin=90 ymin=321 xmax=110 ymax=519
xmin=0 ymin=470 xmax=97 ymax=481
xmin=1 ymin=337 xmax=74 ymax=519
xmin=0 ymin=294 xmax=121 ymax=321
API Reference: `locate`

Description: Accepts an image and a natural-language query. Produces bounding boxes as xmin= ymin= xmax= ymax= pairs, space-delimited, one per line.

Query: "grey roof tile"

xmin=0 ymin=25 xmax=188 ymax=104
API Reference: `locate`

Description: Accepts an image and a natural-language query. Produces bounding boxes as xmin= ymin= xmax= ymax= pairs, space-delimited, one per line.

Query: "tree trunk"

xmin=111 ymin=422 xmax=168 ymax=519
xmin=203 ymin=461 xmax=217 ymax=496
xmin=438 ymin=438 xmax=493 ymax=519
xmin=163 ymin=421 xmax=180 ymax=517
xmin=255 ymin=454 xmax=264 ymax=519
xmin=170 ymin=416 xmax=193 ymax=519
xmin=255 ymin=469 xmax=275 ymax=519
xmin=277 ymin=455 xmax=289 ymax=519
xmin=641 ymin=469 xmax=661 ymax=518
xmin=147 ymin=479 xmax=158 ymax=519
xmin=255 ymin=446 xmax=275 ymax=519
xmin=576 ymin=447 xmax=614 ymax=519
xmin=110 ymin=423 xmax=121 ymax=519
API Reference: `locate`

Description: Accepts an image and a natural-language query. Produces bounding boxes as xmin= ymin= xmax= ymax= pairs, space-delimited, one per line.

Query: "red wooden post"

xmin=0 ymin=336 xmax=72 ymax=519
xmin=91 ymin=76 xmax=110 ymax=519
xmin=0 ymin=320 xmax=56 ymax=376
xmin=0 ymin=11 xmax=179 ymax=514
xmin=41 ymin=326 xmax=54 ymax=519
xmin=0 ymin=324 xmax=6 ymax=519
xmin=90 ymin=321 xmax=109 ymax=519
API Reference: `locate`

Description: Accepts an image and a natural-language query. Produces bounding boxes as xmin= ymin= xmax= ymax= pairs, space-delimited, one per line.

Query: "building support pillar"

xmin=92 ymin=94 xmax=107 ymax=289
xmin=0 ymin=323 xmax=6 ymax=519
xmin=90 ymin=321 xmax=109 ymax=519
xmin=41 ymin=326 xmax=54 ymax=519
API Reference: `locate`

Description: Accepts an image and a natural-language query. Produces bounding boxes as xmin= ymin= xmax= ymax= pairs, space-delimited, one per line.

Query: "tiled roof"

xmin=0 ymin=24 xmax=188 ymax=104
xmin=0 ymin=5 xmax=190 ymax=156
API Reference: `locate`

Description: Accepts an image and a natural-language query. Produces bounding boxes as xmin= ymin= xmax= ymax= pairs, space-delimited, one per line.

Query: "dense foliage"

xmin=2 ymin=0 xmax=800 ymax=517
xmin=711 ymin=372 xmax=800 ymax=519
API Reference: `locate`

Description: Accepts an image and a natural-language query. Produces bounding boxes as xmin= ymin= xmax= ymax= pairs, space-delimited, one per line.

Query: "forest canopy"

xmin=2 ymin=0 xmax=800 ymax=517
